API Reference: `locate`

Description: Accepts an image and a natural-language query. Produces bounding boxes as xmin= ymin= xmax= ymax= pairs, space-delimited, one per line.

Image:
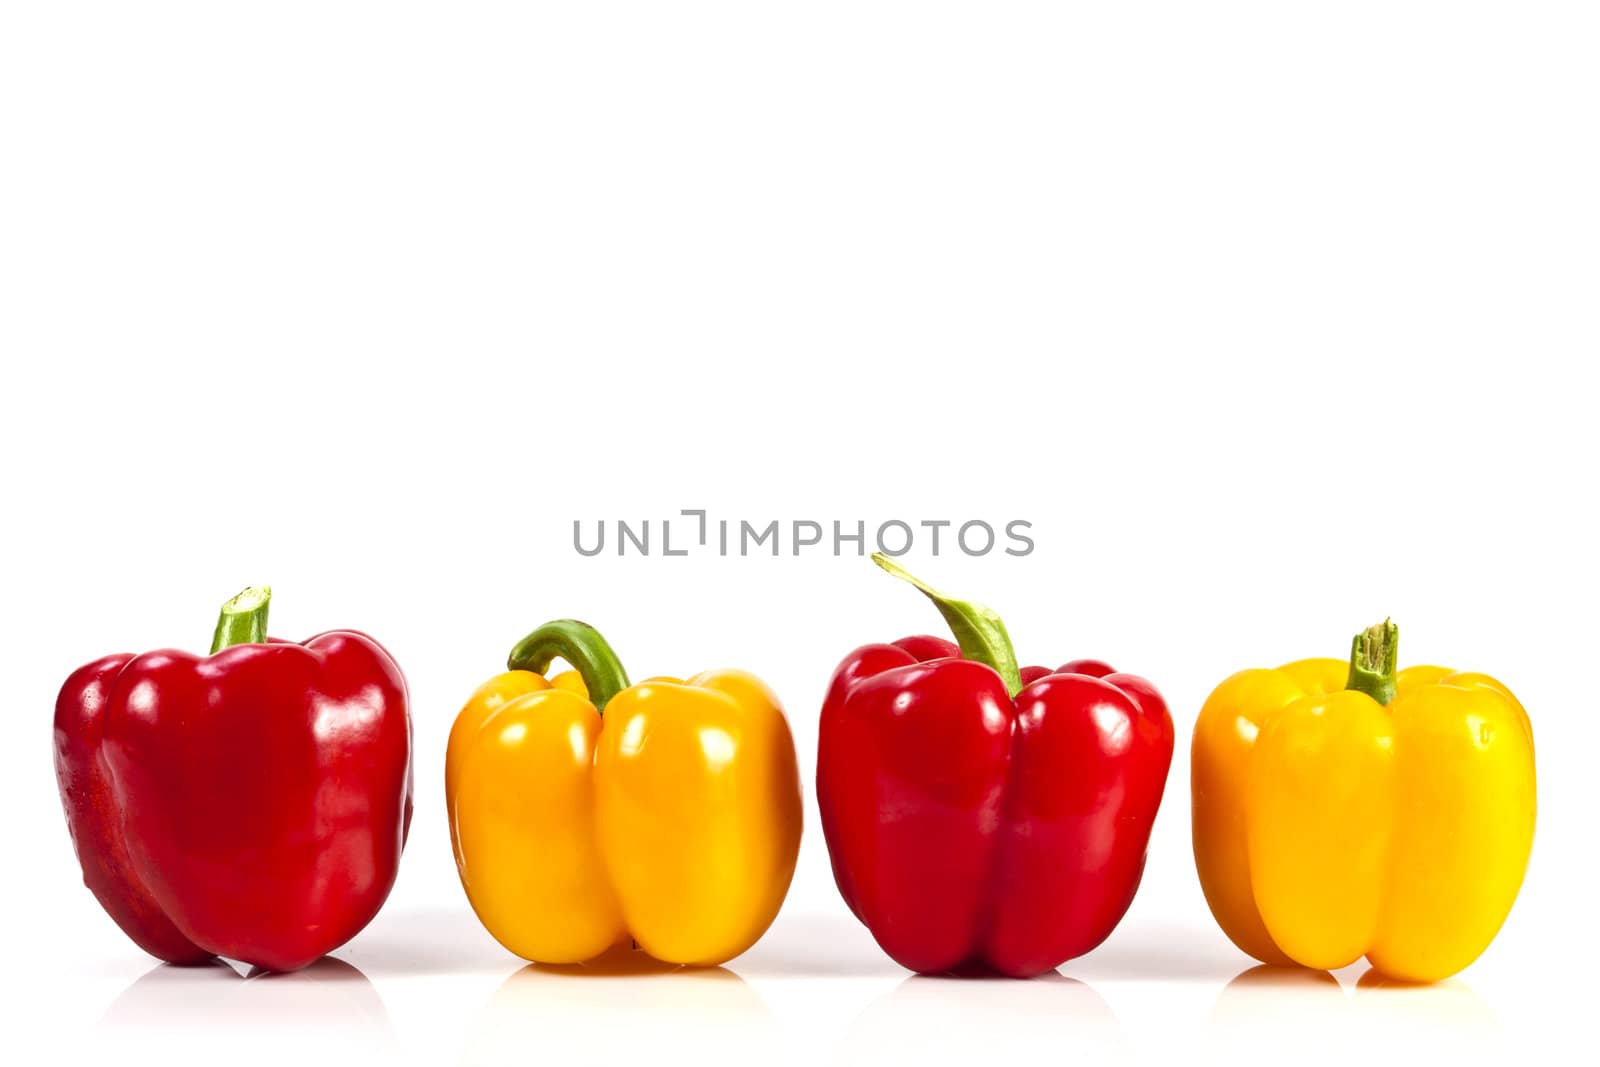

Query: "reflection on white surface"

xmin=462 ymin=946 xmax=777 ymax=1066
xmin=1208 ymin=963 xmax=1350 ymax=1052
xmin=94 ymin=957 xmax=395 ymax=1062
xmin=1351 ymin=969 xmax=1502 ymax=1048
xmin=1208 ymin=965 xmax=1502 ymax=1063
xmin=839 ymin=971 xmax=1130 ymax=1065
xmin=32 ymin=910 xmax=1536 ymax=1067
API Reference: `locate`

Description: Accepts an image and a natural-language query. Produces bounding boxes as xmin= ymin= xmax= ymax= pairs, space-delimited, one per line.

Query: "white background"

xmin=2 ymin=2 xmax=1596 ymax=1064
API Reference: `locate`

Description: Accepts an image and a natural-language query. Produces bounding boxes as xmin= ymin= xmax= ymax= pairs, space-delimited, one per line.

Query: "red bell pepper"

xmin=53 ymin=587 xmax=412 ymax=972
xmin=817 ymin=555 xmax=1174 ymax=977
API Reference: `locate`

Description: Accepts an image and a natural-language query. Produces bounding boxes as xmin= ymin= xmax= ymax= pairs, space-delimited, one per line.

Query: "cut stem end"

xmin=210 ymin=585 xmax=272 ymax=654
xmin=1345 ymin=618 xmax=1399 ymax=706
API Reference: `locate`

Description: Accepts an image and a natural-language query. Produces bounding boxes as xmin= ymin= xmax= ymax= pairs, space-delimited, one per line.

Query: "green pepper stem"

xmin=210 ymin=586 xmax=272 ymax=653
xmin=507 ymin=619 xmax=632 ymax=714
xmin=1345 ymin=618 xmax=1398 ymax=706
xmin=871 ymin=552 xmax=1023 ymax=697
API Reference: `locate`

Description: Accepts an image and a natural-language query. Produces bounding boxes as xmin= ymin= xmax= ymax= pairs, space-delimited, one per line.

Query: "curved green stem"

xmin=1345 ymin=618 xmax=1398 ymax=706
xmin=210 ymin=586 xmax=272 ymax=653
xmin=507 ymin=619 xmax=632 ymax=714
xmin=871 ymin=552 xmax=1023 ymax=697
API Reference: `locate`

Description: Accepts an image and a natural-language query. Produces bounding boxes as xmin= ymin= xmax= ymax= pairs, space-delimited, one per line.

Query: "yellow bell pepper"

xmin=446 ymin=619 xmax=802 ymax=966
xmin=1191 ymin=620 xmax=1536 ymax=982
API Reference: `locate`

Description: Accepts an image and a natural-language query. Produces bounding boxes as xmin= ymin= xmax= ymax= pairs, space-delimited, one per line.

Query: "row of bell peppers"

xmin=54 ymin=557 xmax=1536 ymax=982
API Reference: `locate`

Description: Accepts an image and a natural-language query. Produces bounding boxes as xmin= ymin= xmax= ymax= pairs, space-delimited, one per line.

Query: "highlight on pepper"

xmin=53 ymin=586 xmax=414 ymax=973
xmin=446 ymin=618 xmax=803 ymax=967
xmin=816 ymin=553 xmax=1175 ymax=978
xmin=1191 ymin=619 xmax=1537 ymax=982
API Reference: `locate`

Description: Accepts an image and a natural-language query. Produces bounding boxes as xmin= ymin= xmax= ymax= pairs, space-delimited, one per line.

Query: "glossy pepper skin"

xmin=446 ymin=619 xmax=802 ymax=967
xmin=1192 ymin=621 xmax=1536 ymax=982
xmin=53 ymin=588 xmax=413 ymax=973
xmin=817 ymin=556 xmax=1174 ymax=977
